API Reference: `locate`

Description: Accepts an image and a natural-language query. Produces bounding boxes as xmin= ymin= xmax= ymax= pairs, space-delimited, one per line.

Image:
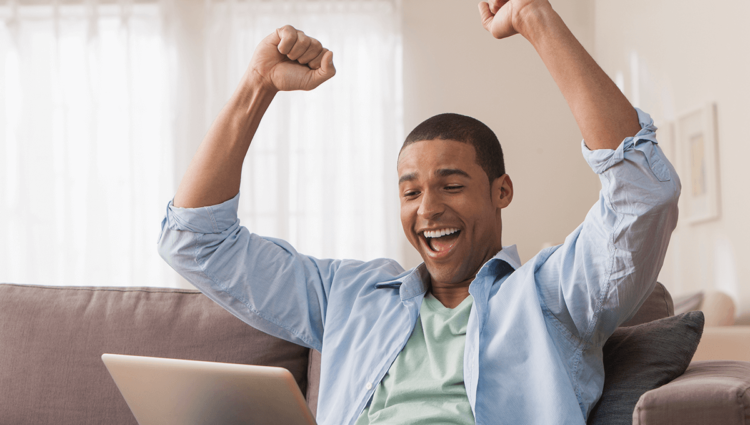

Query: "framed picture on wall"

xmin=676 ymin=103 xmax=720 ymax=224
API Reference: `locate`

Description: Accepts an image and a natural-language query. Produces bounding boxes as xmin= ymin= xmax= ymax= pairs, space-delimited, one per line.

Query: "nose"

xmin=417 ymin=189 xmax=444 ymax=220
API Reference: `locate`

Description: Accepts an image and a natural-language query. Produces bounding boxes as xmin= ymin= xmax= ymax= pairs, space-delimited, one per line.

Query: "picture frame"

xmin=675 ymin=103 xmax=721 ymax=224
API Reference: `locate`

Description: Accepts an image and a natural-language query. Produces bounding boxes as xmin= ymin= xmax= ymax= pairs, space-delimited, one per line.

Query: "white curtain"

xmin=0 ymin=0 xmax=403 ymax=288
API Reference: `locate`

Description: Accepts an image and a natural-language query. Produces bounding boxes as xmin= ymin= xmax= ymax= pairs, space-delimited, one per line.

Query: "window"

xmin=0 ymin=0 xmax=403 ymax=287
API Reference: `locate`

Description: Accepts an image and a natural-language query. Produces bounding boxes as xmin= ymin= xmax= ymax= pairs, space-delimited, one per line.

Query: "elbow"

xmin=633 ymin=178 xmax=681 ymax=241
xmin=156 ymin=217 xmax=175 ymax=268
xmin=156 ymin=234 xmax=170 ymax=265
xmin=635 ymin=163 xmax=681 ymax=217
xmin=652 ymin=149 xmax=682 ymax=213
xmin=156 ymin=216 xmax=192 ymax=271
xmin=639 ymin=186 xmax=679 ymax=227
xmin=652 ymin=172 xmax=681 ymax=216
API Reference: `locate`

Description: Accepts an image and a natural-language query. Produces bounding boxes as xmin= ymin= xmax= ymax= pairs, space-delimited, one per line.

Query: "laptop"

xmin=101 ymin=353 xmax=317 ymax=425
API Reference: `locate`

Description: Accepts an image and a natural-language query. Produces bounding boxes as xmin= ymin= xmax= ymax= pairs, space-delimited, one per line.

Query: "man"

xmin=158 ymin=0 xmax=680 ymax=423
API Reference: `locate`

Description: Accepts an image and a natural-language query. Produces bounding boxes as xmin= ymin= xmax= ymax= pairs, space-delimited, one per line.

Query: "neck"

xmin=428 ymin=244 xmax=504 ymax=308
xmin=429 ymin=277 xmax=473 ymax=309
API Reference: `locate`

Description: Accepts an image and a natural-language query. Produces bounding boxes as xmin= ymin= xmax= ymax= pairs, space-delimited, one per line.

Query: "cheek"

xmin=451 ymin=194 xmax=484 ymax=217
xmin=400 ymin=201 xmax=425 ymax=250
xmin=457 ymin=196 xmax=496 ymax=231
xmin=399 ymin=203 xmax=415 ymax=234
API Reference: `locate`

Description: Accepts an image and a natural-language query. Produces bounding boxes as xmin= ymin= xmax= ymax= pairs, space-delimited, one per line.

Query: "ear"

xmin=491 ymin=174 xmax=513 ymax=209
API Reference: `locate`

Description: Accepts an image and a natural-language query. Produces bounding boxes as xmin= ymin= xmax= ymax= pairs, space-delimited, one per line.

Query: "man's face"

xmin=397 ymin=139 xmax=512 ymax=286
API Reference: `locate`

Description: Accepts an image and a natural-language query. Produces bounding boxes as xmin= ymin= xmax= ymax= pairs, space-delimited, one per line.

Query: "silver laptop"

xmin=101 ymin=353 xmax=317 ymax=425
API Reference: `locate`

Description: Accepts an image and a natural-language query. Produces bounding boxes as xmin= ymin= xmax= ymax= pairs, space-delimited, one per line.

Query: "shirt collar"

xmin=374 ymin=263 xmax=429 ymax=301
xmin=490 ymin=245 xmax=521 ymax=270
xmin=375 ymin=245 xmax=521 ymax=298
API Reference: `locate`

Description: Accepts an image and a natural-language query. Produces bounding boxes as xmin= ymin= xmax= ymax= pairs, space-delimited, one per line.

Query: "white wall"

xmin=399 ymin=0 xmax=600 ymax=268
xmin=594 ymin=0 xmax=750 ymax=320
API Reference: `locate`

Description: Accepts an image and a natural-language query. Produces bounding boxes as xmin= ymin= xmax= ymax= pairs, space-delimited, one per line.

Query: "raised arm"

xmin=172 ymin=25 xmax=335 ymax=208
xmin=478 ymin=0 xmax=640 ymax=150
xmin=159 ymin=27 xmax=341 ymax=350
xmin=477 ymin=1 xmax=681 ymax=348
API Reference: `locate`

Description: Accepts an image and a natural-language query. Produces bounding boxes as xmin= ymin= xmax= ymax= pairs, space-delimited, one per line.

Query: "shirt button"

xmin=365 ymin=382 xmax=372 ymax=390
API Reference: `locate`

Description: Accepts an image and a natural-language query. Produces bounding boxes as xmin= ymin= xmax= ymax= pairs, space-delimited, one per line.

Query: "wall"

xmin=399 ymin=0 xmax=600 ymax=268
xmin=594 ymin=0 xmax=750 ymax=320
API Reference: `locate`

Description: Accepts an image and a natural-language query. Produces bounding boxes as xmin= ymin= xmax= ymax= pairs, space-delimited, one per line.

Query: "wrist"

xmin=516 ymin=2 xmax=560 ymax=44
xmin=240 ymin=68 xmax=279 ymax=97
xmin=233 ymin=72 xmax=277 ymax=109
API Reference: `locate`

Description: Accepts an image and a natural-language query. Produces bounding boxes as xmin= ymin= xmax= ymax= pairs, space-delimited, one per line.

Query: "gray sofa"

xmin=1 ymin=282 xmax=748 ymax=424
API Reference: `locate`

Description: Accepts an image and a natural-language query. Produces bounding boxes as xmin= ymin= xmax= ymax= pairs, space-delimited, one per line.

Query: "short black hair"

xmin=400 ymin=113 xmax=505 ymax=182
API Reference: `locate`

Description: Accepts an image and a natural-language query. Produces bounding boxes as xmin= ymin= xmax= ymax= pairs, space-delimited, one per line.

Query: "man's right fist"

xmin=248 ymin=25 xmax=336 ymax=92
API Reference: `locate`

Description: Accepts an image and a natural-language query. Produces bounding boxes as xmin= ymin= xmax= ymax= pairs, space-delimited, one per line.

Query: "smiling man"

xmin=398 ymin=114 xmax=513 ymax=309
xmin=157 ymin=0 xmax=680 ymax=424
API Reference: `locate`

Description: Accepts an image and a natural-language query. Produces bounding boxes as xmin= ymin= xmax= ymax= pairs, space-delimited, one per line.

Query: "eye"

xmin=403 ymin=190 xmax=420 ymax=199
xmin=445 ymin=185 xmax=464 ymax=191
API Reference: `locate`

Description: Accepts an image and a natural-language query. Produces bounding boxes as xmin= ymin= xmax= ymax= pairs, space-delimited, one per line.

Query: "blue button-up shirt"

xmin=157 ymin=109 xmax=680 ymax=424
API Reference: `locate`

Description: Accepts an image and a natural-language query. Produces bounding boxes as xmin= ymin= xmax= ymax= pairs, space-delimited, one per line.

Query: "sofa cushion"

xmin=621 ymin=282 xmax=674 ymax=327
xmin=632 ymin=360 xmax=750 ymax=425
xmin=0 ymin=284 xmax=310 ymax=425
xmin=587 ymin=311 xmax=705 ymax=425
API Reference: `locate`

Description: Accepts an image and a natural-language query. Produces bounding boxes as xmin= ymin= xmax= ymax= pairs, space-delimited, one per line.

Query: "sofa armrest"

xmin=633 ymin=361 xmax=750 ymax=425
xmin=693 ymin=326 xmax=750 ymax=362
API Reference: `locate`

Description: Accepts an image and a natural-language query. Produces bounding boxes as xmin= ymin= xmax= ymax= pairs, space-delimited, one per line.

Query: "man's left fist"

xmin=478 ymin=0 xmax=551 ymax=40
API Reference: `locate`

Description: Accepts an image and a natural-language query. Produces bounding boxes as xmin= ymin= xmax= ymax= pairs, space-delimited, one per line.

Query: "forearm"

xmin=172 ymin=25 xmax=334 ymax=209
xmin=173 ymin=76 xmax=277 ymax=209
xmin=519 ymin=5 xmax=640 ymax=150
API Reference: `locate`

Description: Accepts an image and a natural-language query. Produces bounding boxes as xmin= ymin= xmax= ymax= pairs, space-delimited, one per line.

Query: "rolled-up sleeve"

xmin=535 ymin=108 xmax=681 ymax=347
xmin=158 ymin=193 xmax=241 ymax=235
xmin=157 ymin=192 xmax=334 ymax=351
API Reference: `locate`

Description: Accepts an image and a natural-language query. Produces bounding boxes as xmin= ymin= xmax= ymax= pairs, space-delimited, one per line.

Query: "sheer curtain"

xmin=0 ymin=0 xmax=403 ymax=288
xmin=0 ymin=0 xmax=177 ymax=287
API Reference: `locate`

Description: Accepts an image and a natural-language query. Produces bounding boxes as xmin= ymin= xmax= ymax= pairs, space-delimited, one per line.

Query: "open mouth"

xmin=422 ymin=228 xmax=461 ymax=255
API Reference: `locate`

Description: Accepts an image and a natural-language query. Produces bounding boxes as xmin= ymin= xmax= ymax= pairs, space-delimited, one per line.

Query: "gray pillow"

xmin=621 ymin=282 xmax=674 ymax=327
xmin=587 ymin=311 xmax=705 ymax=425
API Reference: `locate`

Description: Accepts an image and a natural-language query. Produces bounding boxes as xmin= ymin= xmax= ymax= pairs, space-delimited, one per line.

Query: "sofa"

xmin=1 ymin=282 xmax=748 ymax=424
xmin=675 ymin=291 xmax=750 ymax=364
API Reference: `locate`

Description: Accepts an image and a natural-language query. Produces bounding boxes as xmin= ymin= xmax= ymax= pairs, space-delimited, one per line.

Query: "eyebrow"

xmin=436 ymin=168 xmax=471 ymax=179
xmin=398 ymin=168 xmax=471 ymax=184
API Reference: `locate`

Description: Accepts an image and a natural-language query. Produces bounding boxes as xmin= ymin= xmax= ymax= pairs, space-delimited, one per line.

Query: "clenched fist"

xmin=478 ymin=0 xmax=552 ymax=40
xmin=249 ymin=25 xmax=336 ymax=92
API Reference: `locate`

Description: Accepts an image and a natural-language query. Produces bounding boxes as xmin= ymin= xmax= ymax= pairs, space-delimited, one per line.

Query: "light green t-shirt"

xmin=355 ymin=292 xmax=475 ymax=425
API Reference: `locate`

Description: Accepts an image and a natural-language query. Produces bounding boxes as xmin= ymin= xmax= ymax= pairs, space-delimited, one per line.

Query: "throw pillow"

xmin=587 ymin=311 xmax=705 ymax=425
xmin=620 ymin=282 xmax=674 ymax=327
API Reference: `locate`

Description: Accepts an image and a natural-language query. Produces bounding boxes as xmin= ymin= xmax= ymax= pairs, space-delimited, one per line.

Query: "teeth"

xmin=423 ymin=228 xmax=459 ymax=238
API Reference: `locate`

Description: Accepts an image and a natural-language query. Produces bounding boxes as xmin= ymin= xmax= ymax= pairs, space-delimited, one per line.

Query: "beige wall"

xmin=399 ymin=0 xmax=599 ymax=268
xmin=594 ymin=0 xmax=750 ymax=320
